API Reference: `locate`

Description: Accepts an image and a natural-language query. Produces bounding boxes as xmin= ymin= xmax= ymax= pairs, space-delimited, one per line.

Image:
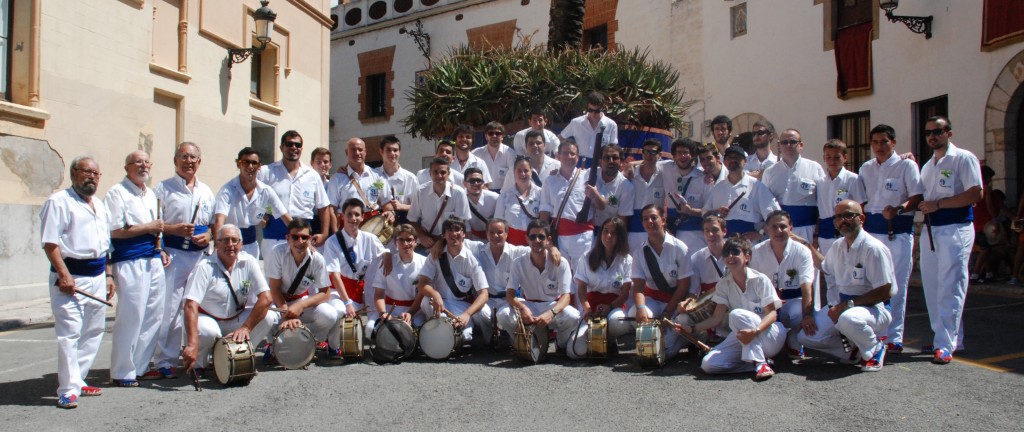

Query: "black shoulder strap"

xmin=514 ymin=194 xmax=536 ymax=219
xmin=469 ymin=202 xmax=489 ymax=225
xmin=531 ymin=170 xmax=543 ymax=187
xmin=217 ymin=265 xmax=245 ymax=312
xmin=439 ymin=252 xmax=472 ymax=300
xmin=710 ymin=255 xmax=724 ymax=278
xmin=643 ymin=245 xmax=674 ymax=293
xmin=285 ymin=255 xmax=312 ymax=296
xmin=335 ymin=230 xmax=360 ymax=278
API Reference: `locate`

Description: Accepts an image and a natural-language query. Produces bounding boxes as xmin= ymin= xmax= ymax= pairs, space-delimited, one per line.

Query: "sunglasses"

xmin=779 ymin=139 xmax=801 ymax=146
xmin=643 ymin=149 xmax=660 ymax=156
xmin=723 ymin=248 xmax=744 ymax=257
xmin=753 ymin=130 xmax=771 ymax=137
xmin=466 ymin=178 xmax=485 ymax=185
xmin=528 ymin=234 xmax=547 ymax=241
xmin=290 ymin=234 xmax=311 ymax=241
xmin=924 ymin=128 xmax=947 ymax=137
xmin=283 ymin=141 xmax=303 ymax=149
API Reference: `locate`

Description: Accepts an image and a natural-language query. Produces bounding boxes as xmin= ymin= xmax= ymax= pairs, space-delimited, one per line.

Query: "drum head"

xmin=273 ymin=327 xmax=315 ymax=369
xmin=635 ymin=324 xmax=666 ymax=368
xmin=371 ymin=320 xmax=417 ymax=363
xmin=530 ymin=326 xmax=549 ymax=363
xmin=212 ymin=339 xmax=232 ymax=385
xmin=419 ymin=318 xmax=456 ymax=360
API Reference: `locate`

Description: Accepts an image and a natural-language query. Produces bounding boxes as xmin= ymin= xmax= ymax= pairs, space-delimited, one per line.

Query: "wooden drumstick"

xmin=924 ymin=214 xmax=936 ymax=252
xmin=181 ymin=204 xmax=202 ymax=250
xmin=659 ymin=318 xmax=712 ymax=353
xmin=154 ymin=199 xmax=164 ymax=252
xmin=187 ymin=366 xmax=202 ymax=392
xmin=74 ymin=287 xmax=113 ymax=307
xmin=726 ymin=192 xmax=747 ymax=211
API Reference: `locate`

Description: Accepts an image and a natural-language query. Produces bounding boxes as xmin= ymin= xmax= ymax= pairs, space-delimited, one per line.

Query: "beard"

xmin=76 ymin=180 xmax=98 ymax=197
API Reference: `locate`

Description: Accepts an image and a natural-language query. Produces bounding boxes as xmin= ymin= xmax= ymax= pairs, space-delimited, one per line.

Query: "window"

xmin=913 ymin=95 xmax=948 ymax=166
xmin=0 ymin=0 xmax=10 ymax=101
xmin=250 ymin=50 xmax=261 ymax=98
xmin=367 ymin=73 xmax=387 ymax=118
xmin=828 ymin=111 xmax=871 ymax=170
xmin=584 ymin=25 xmax=608 ymax=51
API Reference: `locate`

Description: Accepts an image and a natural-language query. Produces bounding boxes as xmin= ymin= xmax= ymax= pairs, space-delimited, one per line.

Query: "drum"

xmin=212 ymin=337 xmax=257 ymax=386
xmin=512 ymin=324 xmax=550 ymax=364
xmin=419 ymin=316 xmax=462 ymax=360
xmin=370 ymin=319 xmax=417 ymax=363
xmin=586 ymin=317 xmax=609 ymax=359
xmin=339 ymin=317 xmax=365 ymax=359
xmin=684 ymin=289 xmax=717 ymax=324
xmin=271 ymin=326 xmax=315 ymax=370
xmin=635 ymin=322 xmax=666 ymax=368
xmin=361 ymin=214 xmax=394 ymax=244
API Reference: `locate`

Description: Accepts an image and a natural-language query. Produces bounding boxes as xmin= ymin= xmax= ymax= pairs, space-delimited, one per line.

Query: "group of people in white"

xmin=42 ymin=91 xmax=982 ymax=409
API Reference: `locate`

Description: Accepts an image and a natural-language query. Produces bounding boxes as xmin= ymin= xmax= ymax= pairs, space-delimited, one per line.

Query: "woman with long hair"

xmin=568 ymin=217 xmax=633 ymax=359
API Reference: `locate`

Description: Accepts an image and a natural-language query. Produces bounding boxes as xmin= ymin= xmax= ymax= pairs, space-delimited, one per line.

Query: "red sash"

xmin=507 ymin=228 xmax=528 ymax=246
xmin=283 ymin=291 xmax=308 ymax=302
xmin=643 ymin=287 xmax=673 ymax=303
xmin=385 ymin=296 xmax=414 ymax=307
xmin=555 ymin=219 xmax=594 ymax=236
xmin=339 ymin=275 xmax=365 ymax=304
xmin=586 ymin=292 xmax=619 ymax=308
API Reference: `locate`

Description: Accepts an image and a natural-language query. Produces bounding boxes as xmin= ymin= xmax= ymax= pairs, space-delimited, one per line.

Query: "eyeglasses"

xmin=723 ymin=248 xmax=744 ymax=257
xmin=445 ymin=226 xmax=465 ymax=233
xmin=283 ymin=141 xmax=303 ymax=149
xmin=924 ymin=128 xmax=947 ymax=137
xmin=642 ymin=149 xmax=660 ymax=156
xmin=586 ymin=108 xmax=603 ymax=113
xmin=487 ymin=131 xmax=504 ymax=136
xmin=836 ymin=212 xmax=862 ymax=220
xmin=753 ymin=130 xmax=771 ymax=137
xmin=396 ymin=237 xmax=416 ymax=244
xmin=74 ymin=168 xmax=102 ymax=178
xmin=779 ymin=139 xmax=801 ymax=146
xmin=178 ymin=154 xmax=200 ymax=161
xmin=129 ymin=160 xmax=153 ymax=167
xmin=466 ymin=178 xmax=485 ymax=185
xmin=602 ymin=155 xmax=621 ymax=162
xmin=528 ymin=234 xmax=547 ymax=241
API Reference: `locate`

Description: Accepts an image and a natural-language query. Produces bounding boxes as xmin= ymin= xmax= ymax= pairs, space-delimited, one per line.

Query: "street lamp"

xmin=879 ymin=0 xmax=933 ymax=39
xmin=227 ymin=0 xmax=278 ymax=70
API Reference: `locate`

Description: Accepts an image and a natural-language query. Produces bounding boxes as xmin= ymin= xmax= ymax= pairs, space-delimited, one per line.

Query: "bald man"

xmin=326 ymin=137 xmax=395 ymax=229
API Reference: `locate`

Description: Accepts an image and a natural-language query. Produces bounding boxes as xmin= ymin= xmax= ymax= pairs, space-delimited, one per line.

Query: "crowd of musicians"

xmin=43 ymin=91 xmax=983 ymax=408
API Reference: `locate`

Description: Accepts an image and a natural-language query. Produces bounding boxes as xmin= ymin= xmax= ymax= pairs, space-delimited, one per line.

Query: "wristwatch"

xmin=846 ymin=299 xmax=855 ymax=309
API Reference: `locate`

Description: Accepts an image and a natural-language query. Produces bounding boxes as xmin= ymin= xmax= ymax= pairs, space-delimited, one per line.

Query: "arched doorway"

xmin=985 ymin=49 xmax=1024 ymax=201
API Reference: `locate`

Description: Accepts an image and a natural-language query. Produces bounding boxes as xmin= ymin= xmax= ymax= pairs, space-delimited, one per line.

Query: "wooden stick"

xmin=727 ymin=192 xmax=747 ymax=211
xmin=924 ymin=214 xmax=935 ymax=252
xmin=74 ymin=288 xmax=113 ymax=307
xmin=181 ymin=204 xmax=202 ymax=250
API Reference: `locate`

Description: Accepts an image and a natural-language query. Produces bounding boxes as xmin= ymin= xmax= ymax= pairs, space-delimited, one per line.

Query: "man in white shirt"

xmin=746 ymin=120 xmax=778 ymax=179
xmin=258 ymin=130 xmax=331 ymax=253
xmin=559 ymin=91 xmax=618 ymax=168
xmin=539 ymin=141 xmax=593 ymax=269
xmin=709 ymin=115 xmax=736 ymax=155
xmin=409 ymin=158 xmax=472 ymax=248
xmin=589 ymin=144 xmax=635 ymax=236
xmin=374 ymin=135 xmax=420 ymax=224
xmin=502 ymin=130 xmax=560 ymax=191
xmin=417 ymin=140 xmax=466 ymax=186
xmin=324 ymin=198 xmax=388 ymax=327
xmin=418 ymin=218 xmax=491 ymax=345
xmin=464 ymin=167 xmax=499 ymax=241
xmin=815 ymin=139 xmax=859 ymax=306
xmin=513 ymin=108 xmax=561 ymax=157
xmin=450 ymin=123 xmax=493 ymax=184
xmin=472 ymin=121 xmax=516 ymax=191
xmin=761 ymin=128 xmax=828 ymax=243
xmin=212 ymin=148 xmax=291 ymax=258
xmin=703 ymin=146 xmax=781 ymax=241
xmin=326 ymin=137 xmax=396 ymax=228
xmin=666 ymin=139 xmax=720 ymax=255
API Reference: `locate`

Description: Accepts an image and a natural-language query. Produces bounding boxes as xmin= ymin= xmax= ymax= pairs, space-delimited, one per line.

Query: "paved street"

xmin=1 ymin=287 xmax=1022 ymax=431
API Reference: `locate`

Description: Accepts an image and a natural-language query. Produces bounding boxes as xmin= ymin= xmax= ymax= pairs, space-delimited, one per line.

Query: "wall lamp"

xmin=399 ymin=19 xmax=431 ymax=65
xmin=880 ymin=0 xmax=932 ymax=39
xmin=228 ymin=1 xmax=278 ymax=70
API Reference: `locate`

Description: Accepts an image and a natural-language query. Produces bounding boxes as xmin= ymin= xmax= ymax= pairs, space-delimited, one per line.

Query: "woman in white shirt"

xmin=495 ymin=157 xmax=542 ymax=246
xmin=568 ymin=217 xmax=633 ymax=359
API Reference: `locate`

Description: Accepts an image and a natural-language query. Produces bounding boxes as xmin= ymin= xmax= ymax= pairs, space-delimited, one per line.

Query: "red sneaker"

xmin=81 ymin=386 xmax=103 ymax=396
xmin=754 ymin=363 xmax=775 ymax=381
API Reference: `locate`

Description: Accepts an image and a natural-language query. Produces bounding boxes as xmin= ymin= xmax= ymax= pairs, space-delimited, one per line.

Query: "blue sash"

xmin=725 ymin=219 xmax=756 ymax=234
xmin=263 ymin=217 xmax=288 ymax=240
xmin=309 ymin=214 xmax=323 ymax=235
xmin=818 ymin=217 xmax=835 ymax=239
xmin=110 ymin=235 xmax=160 ymax=263
xmin=929 ymin=207 xmax=972 ymax=227
xmin=628 ymin=208 xmax=646 ymax=233
xmin=490 ymin=290 xmax=507 ymax=299
xmin=780 ymin=205 xmax=818 ymax=228
xmin=864 ymin=213 xmax=914 ymax=235
xmin=395 ymin=210 xmax=410 ymax=225
xmin=239 ymin=226 xmax=258 ymax=245
xmin=164 ymin=225 xmax=209 ymax=251
xmin=779 ymin=289 xmax=802 ymax=300
xmin=666 ymin=208 xmax=702 ymax=232
xmin=53 ymin=257 xmax=107 ymax=277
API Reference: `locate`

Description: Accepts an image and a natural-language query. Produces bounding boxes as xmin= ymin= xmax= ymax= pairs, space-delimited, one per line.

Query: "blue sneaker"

xmin=933 ymin=348 xmax=952 ymax=364
xmin=111 ymin=379 xmax=139 ymax=387
xmin=861 ymin=344 xmax=886 ymax=372
xmin=886 ymin=342 xmax=903 ymax=354
xmin=263 ymin=347 xmax=277 ymax=366
xmin=56 ymin=393 xmax=78 ymax=409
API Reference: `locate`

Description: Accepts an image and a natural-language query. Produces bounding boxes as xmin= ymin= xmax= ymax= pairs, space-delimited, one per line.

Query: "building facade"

xmin=0 ymin=0 xmax=332 ymax=304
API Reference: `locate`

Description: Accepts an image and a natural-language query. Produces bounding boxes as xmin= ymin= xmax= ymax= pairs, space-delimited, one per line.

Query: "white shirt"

xmin=467 ymin=190 xmax=499 ymax=234
xmin=661 ymin=161 xmax=718 ymax=218
xmin=105 ymin=177 xmax=158 ymax=231
xmin=856 ymin=153 xmax=924 ymax=214
xmin=326 ymin=165 xmax=393 ymax=209
xmin=264 ymin=243 xmax=331 ymax=298
xmin=374 ymin=166 xmax=420 ymax=205
xmin=822 ymin=229 xmax=897 ymax=298
xmin=417 ymin=168 xmax=464 ymax=187
xmin=323 ymin=229 xmax=385 ymax=280
xmin=40 ymin=188 xmax=112 ymax=260
xmin=495 ymin=183 xmax=543 ymax=231
xmin=712 ymin=267 xmax=781 ymax=318
xmin=154 ymin=175 xmax=216 ymax=227
xmin=574 ymin=252 xmax=632 ymax=295
xmin=559 ymin=114 xmax=618 ymax=159
xmin=816 ymin=168 xmax=860 ymax=219
xmin=702 ymin=174 xmax=780 ymax=228
xmin=631 ymin=234 xmax=693 ymax=292
xmin=749 ymin=239 xmax=815 ymax=293
xmin=466 ymin=239 xmax=530 ymax=296
xmin=450 ymin=153 xmax=493 ymax=184
xmin=594 ymin=172 xmax=634 ymax=226
xmin=539 ymin=168 xmax=589 ymax=221
xmin=920 ymin=143 xmax=983 ymax=221
xmin=408 ymin=182 xmax=472 ymax=237
xmin=258 ymin=161 xmax=330 ymax=219
xmin=631 ymin=162 xmax=667 ymax=211
xmin=761 ymin=156 xmax=827 ymax=208
xmin=509 ymin=252 xmax=572 ymax=302
xmin=746 ymin=151 xmax=778 ymax=173
xmin=371 ymin=252 xmax=426 ymax=302
xmin=690 ymin=246 xmax=726 ymax=297
xmin=185 ymin=252 xmax=269 ymax=319
xmin=421 ymin=246 xmax=488 ymax=301
xmin=214 ymin=177 xmax=288 ymax=229
xmin=472 ymin=144 xmax=516 ymax=189
xmin=513 ymin=127 xmax=561 ymax=157
xmin=500 ymin=155 xmax=560 ymax=191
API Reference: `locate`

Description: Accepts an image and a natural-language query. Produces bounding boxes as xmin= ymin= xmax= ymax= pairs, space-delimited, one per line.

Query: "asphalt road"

xmin=1 ymin=287 xmax=1022 ymax=432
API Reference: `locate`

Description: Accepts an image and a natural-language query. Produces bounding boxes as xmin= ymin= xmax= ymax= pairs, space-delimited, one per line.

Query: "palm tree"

xmin=548 ymin=0 xmax=587 ymax=52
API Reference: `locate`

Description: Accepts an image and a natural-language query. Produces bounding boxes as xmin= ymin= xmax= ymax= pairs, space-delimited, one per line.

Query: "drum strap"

xmin=426 ymin=185 xmax=451 ymax=236
xmin=531 ymin=170 xmax=543 ymax=187
xmin=515 ymin=193 xmax=536 ymax=219
xmin=710 ymin=255 xmax=724 ymax=278
xmin=551 ymin=168 xmax=583 ymax=238
xmin=643 ymin=245 xmax=674 ymax=294
xmin=469 ymin=201 xmax=489 ymax=225
xmin=668 ymin=176 xmax=693 ymax=231
xmin=216 ymin=266 xmax=245 ymax=312
xmin=335 ymin=230 xmax=361 ymax=280
xmin=285 ymin=255 xmax=312 ymax=297
xmin=439 ymin=252 xmax=473 ymax=300
xmin=346 ymin=168 xmax=378 ymax=210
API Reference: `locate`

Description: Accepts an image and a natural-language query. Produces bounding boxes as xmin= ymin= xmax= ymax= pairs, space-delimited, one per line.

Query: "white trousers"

xmin=50 ymin=272 xmax=108 ymax=398
xmin=154 ymin=249 xmax=204 ymax=369
xmin=798 ymin=303 xmax=890 ymax=362
xmin=327 ymin=290 xmax=375 ymax=345
xmin=555 ymin=231 xmax=593 ymax=272
xmin=777 ymin=298 xmax=805 ymax=350
xmin=869 ymin=232 xmax=913 ymax=344
xmin=673 ymin=230 xmax=706 ymax=260
xmin=367 ymin=305 xmax=427 ymax=338
xmin=195 ymin=309 xmax=279 ymax=368
xmin=818 ymin=237 xmax=840 ymax=306
xmin=920 ymin=223 xmax=974 ymax=353
xmin=567 ymin=307 xmax=629 ymax=359
xmin=701 ymin=309 xmax=786 ymax=374
xmin=275 ymin=301 xmax=339 ymax=343
xmin=474 ymin=297 xmax=510 ymax=345
xmin=110 ymin=257 xmax=166 ymax=380
xmin=242 ymin=242 xmax=260 ymax=260
xmin=627 ymin=299 xmax=687 ymax=360
xmin=496 ymin=299 xmax=580 ymax=349
xmin=421 ymin=297 xmax=492 ymax=343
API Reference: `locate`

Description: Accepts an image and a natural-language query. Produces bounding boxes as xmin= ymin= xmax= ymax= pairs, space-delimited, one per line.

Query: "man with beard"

xmin=665 ymin=140 xmax=724 ymax=256
xmin=501 ymin=130 xmax=560 ymax=191
xmin=746 ymin=120 xmax=778 ymax=180
xmin=259 ymin=130 xmax=331 ymax=253
xmin=559 ymin=91 xmax=618 ymax=168
xmin=710 ymin=115 xmax=735 ymax=155
xmin=450 ymin=123 xmax=493 ymax=184
xmin=703 ymin=146 xmax=780 ymax=241
xmin=473 ymin=121 xmax=516 ymax=191
xmin=588 ymin=145 xmax=634 ymax=239
xmin=105 ymin=150 xmax=167 ymax=388
xmin=42 ymin=157 xmax=113 ymax=408
xmin=143 ymin=143 xmax=215 ymax=380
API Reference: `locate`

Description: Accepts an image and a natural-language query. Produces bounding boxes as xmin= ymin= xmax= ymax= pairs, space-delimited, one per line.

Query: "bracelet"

xmin=550 ymin=309 xmax=557 ymax=316
xmin=105 ymin=274 xmax=113 ymax=278
xmin=344 ymin=299 xmax=354 ymax=306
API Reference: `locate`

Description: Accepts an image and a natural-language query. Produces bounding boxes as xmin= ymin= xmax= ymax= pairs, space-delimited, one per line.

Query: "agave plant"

xmin=402 ymin=42 xmax=693 ymax=138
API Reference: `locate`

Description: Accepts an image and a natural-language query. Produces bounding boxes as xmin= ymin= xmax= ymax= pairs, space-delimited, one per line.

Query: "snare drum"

xmin=212 ymin=337 xmax=257 ymax=386
xmin=512 ymin=324 xmax=550 ymax=364
xmin=586 ymin=317 xmax=609 ymax=359
xmin=370 ymin=319 xmax=417 ymax=363
xmin=339 ymin=317 xmax=365 ymax=359
xmin=635 ymin=322 xmax=666 ymax=368
xmin=272 ymin=326 xmax=315 ymax=370
xmin=419 ymin=316 xmax=462 ymax=360
xmin=684 ymin=289 xmax=717 ymax=324
xmin=361 ymin=213 xmax=394 ymax=244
